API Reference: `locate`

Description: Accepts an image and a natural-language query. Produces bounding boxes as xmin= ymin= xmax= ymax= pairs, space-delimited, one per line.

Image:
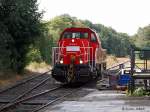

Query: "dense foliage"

xmin=132 ymin=25 xmax=150 ymax=49
xmin=0 ymin=0 xmax=42 ymax=73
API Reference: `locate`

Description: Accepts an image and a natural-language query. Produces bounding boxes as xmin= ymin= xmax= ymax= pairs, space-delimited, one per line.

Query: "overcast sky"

xmin=38 ymin=0 xmax=150 ymax=35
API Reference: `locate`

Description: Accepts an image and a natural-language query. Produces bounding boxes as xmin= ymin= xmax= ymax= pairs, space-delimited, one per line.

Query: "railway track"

xmin=0 ymin=83 xmax=80 ymax=112
xmin=0 ymin=70 xmax=51 ymax=94
xmin=0 ymin=86 xmax=62 ymax=112
xmin=0 ymin=70 xmax=53 ymax=111
xmin=0 ymin=69 xmax=94 ymax=112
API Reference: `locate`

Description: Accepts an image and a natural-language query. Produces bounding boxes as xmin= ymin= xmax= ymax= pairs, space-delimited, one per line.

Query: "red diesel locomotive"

xmin=52 ymin=27 xmax=106 ymax=83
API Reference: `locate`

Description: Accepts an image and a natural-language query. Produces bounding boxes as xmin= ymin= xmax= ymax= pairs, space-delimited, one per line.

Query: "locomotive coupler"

xmin=66 ymin=56 xmax=76 ymax=82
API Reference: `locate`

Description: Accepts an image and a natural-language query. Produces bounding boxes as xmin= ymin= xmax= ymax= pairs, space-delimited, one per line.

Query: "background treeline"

xmin=0 ymin=0 xmax=149 ymax=73
xmin=131 ymin=25 xmax=150 ymax=49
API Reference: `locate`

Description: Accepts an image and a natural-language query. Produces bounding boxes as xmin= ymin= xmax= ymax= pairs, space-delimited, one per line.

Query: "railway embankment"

xmin=0 ymin=62 xmax=50 ymax=90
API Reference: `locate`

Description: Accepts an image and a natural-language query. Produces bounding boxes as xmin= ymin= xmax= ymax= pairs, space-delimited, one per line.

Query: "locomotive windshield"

xmin=62 ymin=32 xmax=88 ymax=39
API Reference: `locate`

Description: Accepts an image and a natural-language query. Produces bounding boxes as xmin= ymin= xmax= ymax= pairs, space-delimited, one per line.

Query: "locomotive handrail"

xmin=52 ymin=47 xmax=94 ymax=70
xmin=52 ymin=47 xmax=93 ymax=48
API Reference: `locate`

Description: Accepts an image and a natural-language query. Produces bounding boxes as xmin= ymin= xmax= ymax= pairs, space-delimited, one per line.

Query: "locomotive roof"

xmin=62 ymin=27 xmax=96 ymax=33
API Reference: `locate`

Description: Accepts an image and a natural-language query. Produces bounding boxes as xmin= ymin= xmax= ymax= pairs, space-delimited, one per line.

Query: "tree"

xmin=0 ymin=0 xmax=42 ymax=73
xmin=132 ymin=25 xmax=150 ymax=49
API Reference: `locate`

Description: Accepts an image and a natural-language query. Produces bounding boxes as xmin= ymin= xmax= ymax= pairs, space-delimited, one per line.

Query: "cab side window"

xmin=91 ymin=33 xmax=97 ymax=42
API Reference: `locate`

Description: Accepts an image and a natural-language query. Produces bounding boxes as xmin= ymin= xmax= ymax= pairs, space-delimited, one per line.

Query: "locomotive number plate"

xmin=66 ymin=46 xmax=80 ymax=51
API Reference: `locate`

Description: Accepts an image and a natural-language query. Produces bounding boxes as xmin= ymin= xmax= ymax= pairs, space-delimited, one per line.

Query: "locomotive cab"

xmin=52 ymin=27 xmax=106 ymax=83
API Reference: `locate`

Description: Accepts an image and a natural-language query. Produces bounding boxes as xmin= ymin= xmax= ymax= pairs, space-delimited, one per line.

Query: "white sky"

xmin=38 ymin=0 xmax=150 ymax=35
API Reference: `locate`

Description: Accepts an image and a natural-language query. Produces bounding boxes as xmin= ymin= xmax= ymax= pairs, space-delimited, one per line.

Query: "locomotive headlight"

xmin=60 ymin=59 xmax=63 ymax=64
xmin=79 ymin=60 xmax=83 ymax=64
xmin=72 ymin=39 xmax=75 ymax=43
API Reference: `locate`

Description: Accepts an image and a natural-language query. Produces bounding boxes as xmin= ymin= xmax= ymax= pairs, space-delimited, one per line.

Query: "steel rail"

xmin=31 ymin=90 xmax=75 ymax=112
xmin=31 ymin=85 xmax=85 ymax=112
xmin=0 ymin=76 xmax=51 ymax=111
xmin=0 ymin=86 xmax=62 ymax=112
xmin=18 ymin=86 xmax=62 ymax=104
xmin=1 ymin=80 xmax=93 ymax=112
xmin=0 ymin=70 xmax=51 ymax=94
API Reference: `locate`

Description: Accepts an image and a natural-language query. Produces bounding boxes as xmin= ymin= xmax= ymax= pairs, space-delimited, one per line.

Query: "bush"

xmin=127 ymin=87 xmax=150 ymax=96
xmin=26 ymin=46 xmax=42 ymax=64
xmin=132 ymin=87 xmax=145 ymax=96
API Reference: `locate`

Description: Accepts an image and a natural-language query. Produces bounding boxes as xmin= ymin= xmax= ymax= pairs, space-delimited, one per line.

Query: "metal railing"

xmin=130 ymin=48 xmax=150 ymax=74
xmin=52 ymin=47 xmax=94 ymax=70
